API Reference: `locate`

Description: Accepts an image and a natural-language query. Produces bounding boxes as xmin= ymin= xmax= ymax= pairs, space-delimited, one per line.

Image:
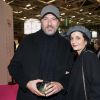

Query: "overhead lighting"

xmin=87 ymin=20 xmax=91 ymax=22
xmin=18 ymin=17 xmax=27 ymax=21
xmin=76 ymin=22 xmax=79 ymax=24
xmin=7 ymin=0 xmax=14 ymax=4
xmin=28 ymin=7 xmax=33 ymax=10
xmin=61 ymin=13 xmax=65 ymax=16
xmin=80 ymin=18 xmax=84 ymax=20
xmin=66 ymin=5 xmax=71 ymax=7
xmin=19 ymin=18 xmax=26 ymax=21
xmin=38 ymin=0 xmax=55 ymax=4
xmin=23 ymin=7 xmax=35 ymax=10
xmin=26 ymin=4 xmax=31 ymax=7
xmin=89 ymin=13 xmax=92 ymax=15
xmin=80 ymin=9 xmax=83 ymax=12
xmin=24 ymin=17 xmax=26 ymax=19
xmin=38 ymin=0 xmax=46 ymax=4
xmin=71 ymin=16 xmax=75 ymax=18
xmin=60 ymin=7 xmax=68 ymax=11
xmin=96 ymin=0 xmax=100 ymax=3
xmin=13 ymin=11 xmax=23 ymax=14
xmin=35 ymin=15 xmax=41 ymax=17
xmin=69 ymin=20 xmax=73 ymax=23
xmin=48 ymin=0 xmax=56 ymax=4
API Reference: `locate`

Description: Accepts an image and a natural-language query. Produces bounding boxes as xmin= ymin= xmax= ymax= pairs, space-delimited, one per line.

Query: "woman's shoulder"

xmin=83 ymin=50 xmax=100 ymax=63
xmin=84 ymin=50 xmax=96 ymax=57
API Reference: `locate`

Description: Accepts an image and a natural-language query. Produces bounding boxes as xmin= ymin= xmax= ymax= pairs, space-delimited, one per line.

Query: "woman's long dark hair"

xmin=82 ymin=33 xmax=95 ymax=52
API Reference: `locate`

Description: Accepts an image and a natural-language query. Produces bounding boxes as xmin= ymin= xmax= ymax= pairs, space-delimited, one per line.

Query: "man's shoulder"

xmin=24 ymin=30 xmax=41 ymax=39
xmin=58 ymin=34 xmax=68 ymax=41
xmin=20 ymin=31 xmax=41 ymax=45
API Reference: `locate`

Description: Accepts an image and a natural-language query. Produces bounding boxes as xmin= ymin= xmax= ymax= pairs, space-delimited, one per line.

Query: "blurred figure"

xmin=94 ymin=39 xmax=100 ymax=59
xmin=86 ymin=41 xmax=96 ymax=52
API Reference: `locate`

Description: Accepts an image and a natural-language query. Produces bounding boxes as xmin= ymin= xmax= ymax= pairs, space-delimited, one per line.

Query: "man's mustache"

xmin=46 ymin=26 xmax=53 ymax=29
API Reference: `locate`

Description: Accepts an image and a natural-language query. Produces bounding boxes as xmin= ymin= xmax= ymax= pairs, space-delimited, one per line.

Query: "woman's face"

xmin=70 ymin=31 xmax=87 ymax=55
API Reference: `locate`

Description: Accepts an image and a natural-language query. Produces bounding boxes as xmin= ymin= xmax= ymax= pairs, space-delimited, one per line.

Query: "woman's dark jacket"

xmin=8 ymin=29 xmax=73 ymax=100
xmin=66 ymin=50 xmax=100 ymax=100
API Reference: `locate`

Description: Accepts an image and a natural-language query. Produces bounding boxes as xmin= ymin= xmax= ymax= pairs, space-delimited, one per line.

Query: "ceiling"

xmin=4 ymin=0 xmax=100 ymax=36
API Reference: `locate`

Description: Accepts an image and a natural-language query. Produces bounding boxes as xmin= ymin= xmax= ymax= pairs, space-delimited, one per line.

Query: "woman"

xmin=66 ymin=25 xmax=100 ymax=100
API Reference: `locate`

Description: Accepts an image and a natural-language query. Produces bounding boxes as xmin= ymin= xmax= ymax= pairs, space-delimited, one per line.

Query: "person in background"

xmin=94 ymin=39 xmax=100 ymax=59
xmin=8 ymin=5 xmax=73 ymax=100
xmin=65 ymin=25 xmax=100 ymax=100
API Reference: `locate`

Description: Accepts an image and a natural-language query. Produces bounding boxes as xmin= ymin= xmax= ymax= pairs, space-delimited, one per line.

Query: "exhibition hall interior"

xmin=0 ymin=0 xmax=100 ymax=100
xmin=6 ymin=0 xmax=100 ymax=35
xmin=4 ymin=0 xmax=100 ymax=46
xmin=2 ymin=0 xmax=100 ymax=45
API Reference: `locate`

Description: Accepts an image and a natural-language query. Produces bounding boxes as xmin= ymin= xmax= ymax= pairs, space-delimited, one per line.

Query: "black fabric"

xmin=8 ymin=29 xmax=73 ymax=100
xmin=66 ymin=50 xmax=100 ymax=100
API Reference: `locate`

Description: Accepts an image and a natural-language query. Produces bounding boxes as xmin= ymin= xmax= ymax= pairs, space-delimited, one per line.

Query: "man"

xmin=8 ymin=5 xmax=73 ymax=100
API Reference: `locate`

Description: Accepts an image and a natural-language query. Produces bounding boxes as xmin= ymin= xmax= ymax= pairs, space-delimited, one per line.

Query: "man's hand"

xmin=26 ymin=79 xmax=45 ymax=96
xmin=45 ymin=82 xmax=63 ymax=97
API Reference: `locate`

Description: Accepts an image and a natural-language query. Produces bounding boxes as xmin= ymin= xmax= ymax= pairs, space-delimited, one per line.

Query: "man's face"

xmin=41 ymin=14 xmax=60 ymax=35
